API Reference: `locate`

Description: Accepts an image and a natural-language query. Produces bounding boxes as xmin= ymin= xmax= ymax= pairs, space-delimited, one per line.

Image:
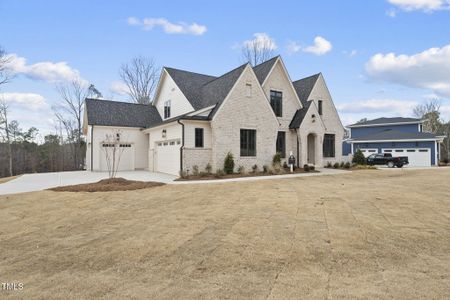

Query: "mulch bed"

xmin=176 ymin=168 xmax=319 ymax=181
xmin=50 ymin=178 xmax=165 ymax=192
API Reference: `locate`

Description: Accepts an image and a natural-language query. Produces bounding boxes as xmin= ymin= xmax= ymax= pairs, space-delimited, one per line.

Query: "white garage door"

xmin=359 ymin=148 xmax=378 ymax=158
xmin=99 ymin=143 xmax=135 ymax=171
xmin=382 ymin=148 xmax=431 ymax=167
xmin=155 ymin=140 xmax=180 ymax=175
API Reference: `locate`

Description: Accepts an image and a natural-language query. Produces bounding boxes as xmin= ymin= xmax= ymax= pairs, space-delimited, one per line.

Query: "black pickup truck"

xmin=366 ymin=153 xmax=409 ymax=168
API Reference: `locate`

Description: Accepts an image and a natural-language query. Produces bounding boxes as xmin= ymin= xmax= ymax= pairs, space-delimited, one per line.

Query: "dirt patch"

xmin=177 ymin=168 xmax=318 ymax=181
xmin=49 ymin=177 xmax=165 ymax=192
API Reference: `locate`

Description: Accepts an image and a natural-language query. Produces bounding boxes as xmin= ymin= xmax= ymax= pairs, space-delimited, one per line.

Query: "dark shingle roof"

xmin=348 ymin=117 xmax=423 ymax=127
xmin=165 ymin=64 xmax=247 ymax=114
xmin=164 ymin=68 xmax=217 ymax=110
xmin=289 ymin=101 xmax=312 ymax=129
xmin=85 ymin=98 xmax=162 ymax=128
xmin=292 ymin=73 xmax=320 ymax=106
xmin=350 ymin=129 xmax=441 ymax=141
xmin=252 ymin=56 xmax=279 ymax=84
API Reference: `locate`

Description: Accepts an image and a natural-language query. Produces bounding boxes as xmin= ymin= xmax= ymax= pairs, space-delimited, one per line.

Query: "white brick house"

xmin=83 ymin=56 xmax=345 ymax=175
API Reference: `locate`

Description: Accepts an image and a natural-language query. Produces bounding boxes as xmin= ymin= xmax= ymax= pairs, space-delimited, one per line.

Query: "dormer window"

xmin=270 ymin=90 xmax=282 ymax=117
xmin=164 ymin=100 xmax=171 ymax=119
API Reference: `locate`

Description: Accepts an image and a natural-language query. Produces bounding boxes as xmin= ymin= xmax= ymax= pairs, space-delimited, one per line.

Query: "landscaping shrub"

xmin=237 ymin=165 xmax=245 ymax=174
xmin=333 ymin=162 xmax=340 ymax=169
xmin=444 ymin=158 xmax=449 ymax=164
xmin=303 ymin=164 xmax=310 ymax=172
xmin=192 ymin=165 xmax=199 ymax=176
xmin=179 ymin=170 xmax=188 ymax=178
xmin=205 ymin=163 xmax=212 ymax=174
xmin=352 ymin=149 xmax=366 ymax=165
xmin=326 ymin=161 xmax=332 ymax=168
xmin=340 ymin=162 xmax=345 ymax=168
xmin=272 ymin=153 xmax=281 ymax=167
xmin=309 ymin=165 xmax=315 ymax=171
xmin=344 ymin=162 xmax=351 ymax=169
xmin=283 ymin=161 xmax=288 ymax=169
xmin=224 ymin=152 xmax=235 ymax=174
xmin=215 ymin=169 xmax=225 ymax=178
xmin=252 ymin=164 xmax=258 ymax=173
xmin=199 ymin=172 xmax=208 ymax=178
xmin=263 ymin=165 xmax=269 ymax=173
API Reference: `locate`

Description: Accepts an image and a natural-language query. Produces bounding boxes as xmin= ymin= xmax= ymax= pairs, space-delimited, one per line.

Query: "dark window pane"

xmin=276 ymin=131 xmax=286 ymax=158
xmin=195 ymin=128 xmax=204 ymax=148
xmin=318 ymin=100 xmax=323 ymax=115
xmin=323 ymin=134 xmax=335 ymax=157
xmin=240 ymin=129 xmax=256 ymax=156
xmin=270 ymin=90 xmax=282 ymax=117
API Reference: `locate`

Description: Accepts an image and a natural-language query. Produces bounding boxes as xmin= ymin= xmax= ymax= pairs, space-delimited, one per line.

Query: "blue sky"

xmin=1 ymin=0 xmax=450 ymax=137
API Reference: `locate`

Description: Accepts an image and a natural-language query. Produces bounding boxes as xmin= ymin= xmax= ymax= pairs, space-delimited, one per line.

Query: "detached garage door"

xmin=99 ymin=143 xmax=135 ymax=171
xmin=155 ymin=140 xmax=180 ymax=175
xmin=382 ymin=148 xmax=431 ymax=167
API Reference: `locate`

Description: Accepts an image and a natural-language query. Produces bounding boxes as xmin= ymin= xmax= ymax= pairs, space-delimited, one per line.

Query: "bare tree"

xmin=101 ymin=130 xmax=126 ymax=178
xmin=0 ymin=99 xmax=13 ymax=176
xmin=0 ymin=46 xmax=13 ymax=86
xmin=119 ymin=56 xmax=159 ymax=104
xmin=241 ymin=39 xmax=275 ymax=66
xmin=413 ymin=99 xmax=441 ymax=133
xmin=54 ymin=79 xmax=92 ymax=169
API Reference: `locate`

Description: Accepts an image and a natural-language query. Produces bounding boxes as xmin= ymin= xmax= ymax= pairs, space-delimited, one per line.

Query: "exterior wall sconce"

xmin=162 ymin=129 xmax=167 ymax=138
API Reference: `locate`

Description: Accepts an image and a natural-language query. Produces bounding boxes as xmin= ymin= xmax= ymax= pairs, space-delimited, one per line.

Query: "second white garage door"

xmin=382 ymin=148 xmax=431 ymax=167
xmin=155 ymin=140 xmax=181 ymax=175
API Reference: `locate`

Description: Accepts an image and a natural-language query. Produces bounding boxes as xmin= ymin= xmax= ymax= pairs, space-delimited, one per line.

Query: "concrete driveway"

xmin=0 ymin=171 xmax=177 ymax=195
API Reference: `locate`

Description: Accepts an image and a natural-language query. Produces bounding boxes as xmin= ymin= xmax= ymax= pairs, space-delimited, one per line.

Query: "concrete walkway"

xmin=170 ymin=168 xmax=349 ymax=185
xmin=0 ymin=171 xmax=177 ymax=195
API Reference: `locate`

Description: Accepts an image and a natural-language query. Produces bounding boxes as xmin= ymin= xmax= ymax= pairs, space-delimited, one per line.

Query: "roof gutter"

xmin=177 ymin=119 xmax=185 ymax=174
xmin=90 ymin=125 xmax=94 ymax=171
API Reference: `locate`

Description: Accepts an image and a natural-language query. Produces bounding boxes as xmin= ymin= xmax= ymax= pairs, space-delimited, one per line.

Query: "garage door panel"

xmin=99 ymin=144 xmax=135 ymax=171
xmin=156 ymin=140 xmax=180 ymax=175
xmin=382 ymin=148 xmax=430 ymax=167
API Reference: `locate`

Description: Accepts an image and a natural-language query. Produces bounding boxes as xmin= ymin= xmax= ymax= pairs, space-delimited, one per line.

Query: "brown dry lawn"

xmin=0 ymin=169 xmax=449 ymax=299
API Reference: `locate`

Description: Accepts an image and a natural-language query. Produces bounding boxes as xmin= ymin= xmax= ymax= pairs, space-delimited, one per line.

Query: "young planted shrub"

xmin=352 ymin=149 xmax=366 ymax=165
xmin=283 ymin=161 xmax=288 ymax=169
xmin=272 ymin=153 xmax=281 ymax=167
xmin=303 ymin=164 xmax=310 ymax=172
xmin=333 ymin=162 xmax=340 ymax=169
xmin=215 ymin=169 xmax=225 ymax=178
xmin=309 ymin=165 xmax=315 ymax=171
xmin=224 ymin=152 xmax=235 ymax=174
xmin=237 ymin=165 xmax=245 ymax=174
xmin=340 ymin=162 xmax=345 ymax=168
xmin=326 ymin=161 xmax=332 ymax=168
xmin=344 ymin=162 xmax=351 ymax=169
xmin=263 ymin=165 xmax=269 ymax=173
xmin=192 ymin=165 xmax=199 ymax=176
xmin=252 ymin=164 xmax=258 ymax=173
xmin=179 ymin=170 xmax=188 ymax=178
xmin=205 ymin=163 xmax=212 ymax=174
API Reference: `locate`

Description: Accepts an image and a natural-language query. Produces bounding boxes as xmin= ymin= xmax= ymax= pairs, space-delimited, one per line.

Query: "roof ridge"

xmin=252 ymin=55 xmax=279 ymax=68
xmin=85 ymin=98 xmax=154 ymax=107
xmin=164 ymin=67 xmax=217 ymax=79
xmin=292 ymin=73 xmax=321 ymax=83
xmin=201 ymin=63 xmax=248 ymax=87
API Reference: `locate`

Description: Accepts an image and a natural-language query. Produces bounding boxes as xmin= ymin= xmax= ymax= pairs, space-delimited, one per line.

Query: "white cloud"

xmin=388 ymin=0 xmax=450 ymax=12
xmin=365 ymin=45 xmax=450 ymax=97
xmin=343 ymin=49 xmax=358 ymax=58
xmin=303 ymin=36 xmax=332 ymax=56
xmin=337 ymin=99 xmax=418 ymax=116
xmin=386 ymin=8 xmax=398 ymax=17
xmin=286 ymin=41 xmax=301 ymax=54
xmin=127 ymin=17 xmax=207 ymax=35
xmin=5 ymin=54 xmax=86 ymax=84
xmin=242 ymin=33 xmax=278 ymax=51
xmin=0 ymin=92 xmax=48 ymax=110
xmin=109 ymin=81 xmax=129 ymax=96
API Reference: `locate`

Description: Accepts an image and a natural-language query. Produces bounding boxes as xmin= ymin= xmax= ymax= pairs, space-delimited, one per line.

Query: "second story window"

xmin=195 ymin=128 xmax=204 ymax=148
xmin=318 ymin=100 xmax=323 ymax=115
xmin=164 ymin=100 xmax=171 ymax=119
xmin=270 ymin=90 xmax=282 ymax=117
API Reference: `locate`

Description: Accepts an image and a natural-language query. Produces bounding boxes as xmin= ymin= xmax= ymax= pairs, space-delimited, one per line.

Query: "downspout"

xmin=295 ymin=128 xmax=300 ymax=168
xmin=177 ymin=119 xmax=185 ymax=173
xmin=90 ymin=125 xmax=94 ymax=171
